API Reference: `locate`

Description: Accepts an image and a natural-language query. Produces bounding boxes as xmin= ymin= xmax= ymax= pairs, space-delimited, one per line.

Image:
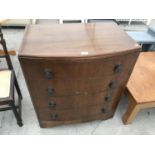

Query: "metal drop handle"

xmin=109 ymin=80 xmax=117 ymax=89
xmin=102 ymin=108 xmax=109 ymax=113
xmin=105 ymin=95 xmax=112 ymax=102
xmin=48 ymin=101 xmax=56 ymax=109
xmin=44 ymin=68 xmax=53 ymax=79
xmin=50 ymin=114 xmax=58 ymax=120
xmin=114 ymin=64 xmax=122 ymax=73
xmin=47 ymin=87 xmax=55 ymax=96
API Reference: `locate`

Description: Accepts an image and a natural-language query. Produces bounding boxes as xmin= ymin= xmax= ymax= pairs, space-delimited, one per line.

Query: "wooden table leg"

xmin=122 ymin=93 xmax=140 ymax=125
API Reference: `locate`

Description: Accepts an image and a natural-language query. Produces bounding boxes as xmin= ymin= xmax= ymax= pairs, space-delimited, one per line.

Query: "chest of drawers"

xmin=19 ymin=23 xmax=141 ymax=128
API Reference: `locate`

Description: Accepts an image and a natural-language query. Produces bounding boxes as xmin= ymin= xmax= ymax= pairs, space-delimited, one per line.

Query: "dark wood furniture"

xmin=19 ymin=23 xmax=141 ymax=128
xmin=123 ymin=52 xmax=155 ymax=124
xmin=0 ymin=21 xmax=23 ymax=127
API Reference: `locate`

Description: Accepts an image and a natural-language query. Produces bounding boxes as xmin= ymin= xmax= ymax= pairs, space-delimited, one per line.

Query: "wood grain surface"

xmin=127 ymin=52 xmax=155 ymax=103
xmin=19 ymin=23 xmax=140 ymax=59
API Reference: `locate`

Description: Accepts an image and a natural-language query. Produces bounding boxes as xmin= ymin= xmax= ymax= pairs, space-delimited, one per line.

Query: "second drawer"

xmin=32 ymin=74 xmax=127 ymax=97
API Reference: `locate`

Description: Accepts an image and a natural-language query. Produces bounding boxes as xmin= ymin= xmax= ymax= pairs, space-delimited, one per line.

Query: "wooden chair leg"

xmin=10 ymin=101 xmax=23 ymax=127
xmin=14 ymin=76 xmax=23 ymax=99
xmin=18 ymin=95 xmax=22 ymax=118
xmin=122 ymin=99 xmax=140 ymax=125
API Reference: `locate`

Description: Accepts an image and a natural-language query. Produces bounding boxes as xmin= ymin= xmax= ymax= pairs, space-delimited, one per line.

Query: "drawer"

xmin=38 ymin=104 xmax=110 ymax=122
xmin=39 ymin=110 xmax=114 ymax=128
xmin=38 ymin=108 xmax=79 ymax=121
xmin=30 ymin=74 xmax=128 ymax=97
xmin=20 ymin=52 xmax=139 ymax=80
xmin=33 ymin=87 xmax=122 ymax=111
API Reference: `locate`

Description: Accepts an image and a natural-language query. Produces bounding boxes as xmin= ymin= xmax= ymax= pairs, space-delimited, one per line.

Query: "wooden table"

xmin=123 ymin=52 xmax=155 ymax=124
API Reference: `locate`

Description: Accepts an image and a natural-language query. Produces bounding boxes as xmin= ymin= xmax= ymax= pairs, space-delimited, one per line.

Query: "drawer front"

xmin=38 ymin=104 xmax=111 ymax=122
xmin=33 ymin=89 xmax=121 ymax=110
xmin=30 ymin=74 xmax=128 ymax=96
xmin=19 ymin=52 xmax=139 ymax=80
xmin=19 ymin=52 xmax=139 ymax=126
xmin=38 ymin=108 xmax=79 ymax=121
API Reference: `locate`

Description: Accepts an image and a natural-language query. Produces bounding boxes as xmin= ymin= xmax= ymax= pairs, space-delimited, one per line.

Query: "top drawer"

xmin=19 ymin=52 xmax=139 ymax=79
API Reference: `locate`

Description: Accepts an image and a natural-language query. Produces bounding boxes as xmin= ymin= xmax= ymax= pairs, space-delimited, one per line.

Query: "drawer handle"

xmin=105 ymin=95 xmax=112 ymax=102
xmin=47 ymin=87 xmax=55 ymax=96
xmin=48 ymin=101 xmax=56 ymax=109
xmin=102 ymin=108 xmax=109 ymax=113
xmin=109 ymin=80 xmax=116 ymax=89
xmin=50 ymin=114 xmax=58 ymax=120
xmin=44 ymin=68 xmax=53 ymax=79
xmin=114 ymin=64 xmax=122 ymax=73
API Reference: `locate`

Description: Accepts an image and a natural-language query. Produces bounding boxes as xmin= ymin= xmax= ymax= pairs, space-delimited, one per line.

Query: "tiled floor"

xmin=1 ymin=28 xmax=155 ymax=135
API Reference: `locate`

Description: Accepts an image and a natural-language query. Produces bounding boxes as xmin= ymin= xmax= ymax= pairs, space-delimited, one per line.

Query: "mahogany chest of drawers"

xmin=18 ymin=23 xmax=141 ymax=128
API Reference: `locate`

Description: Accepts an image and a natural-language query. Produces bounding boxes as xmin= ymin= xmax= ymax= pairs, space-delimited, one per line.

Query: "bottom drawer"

xmin=38 ymin=108 xmax=79 ymax=121
xmin=38 ymin=104 xmax=113 ymax=122
xmin=39 ymin=110 xmax=115 ymax=128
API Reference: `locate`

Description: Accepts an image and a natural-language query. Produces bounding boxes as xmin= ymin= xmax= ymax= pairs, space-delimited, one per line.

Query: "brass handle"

xmin=44 ymin=68 xmax=53 ymax=79
xmin=109 ymin=80 xmax=116 ymax=89
xmin=114 ymin=64 xmax=122 ymax=73
xmin=47 ymin=87 xmax=55 ymax=96
xmin=48 ymin=101 xmax=56 ymax=109
xmin=50 ymin=114 xmax=58 ymax=120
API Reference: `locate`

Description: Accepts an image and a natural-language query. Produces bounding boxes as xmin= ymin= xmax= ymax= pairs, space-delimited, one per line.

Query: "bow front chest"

xmin=19 ymin=23 xmax=141 ymax=128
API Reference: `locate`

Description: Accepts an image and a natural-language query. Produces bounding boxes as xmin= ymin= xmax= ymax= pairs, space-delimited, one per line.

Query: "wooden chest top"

xmin=19 ymin=23 xmax=140 ymax=59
